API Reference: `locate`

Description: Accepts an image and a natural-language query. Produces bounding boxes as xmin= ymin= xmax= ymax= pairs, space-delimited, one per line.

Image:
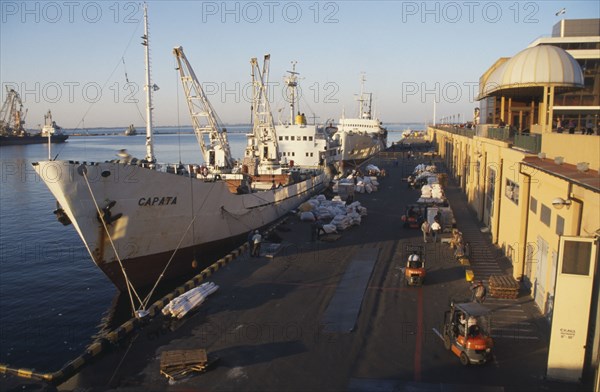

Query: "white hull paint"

xmin=337 ymin=131 xmax=386 ymax=162
xmin=33 ymin=160 xmax=328 ymax=289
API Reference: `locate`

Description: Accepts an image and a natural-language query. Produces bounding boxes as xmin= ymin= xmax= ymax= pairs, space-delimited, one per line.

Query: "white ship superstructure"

xmin=274 ymin=62 xmax=339 ymax=168
xmin=332 ymin=75 xmax=387 ymax=164
xmin=32 ymin=6 xmax=330 ymax=303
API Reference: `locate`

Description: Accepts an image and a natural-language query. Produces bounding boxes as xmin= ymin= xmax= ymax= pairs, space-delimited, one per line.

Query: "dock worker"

xmin=421 ymin=220 xmax=430 ymax=243
xmin=251 ymin=230 xmax=262 ymax=257
xmin=471 ymin=280 xmax=487 ymax=303
xmin=467 ymin=316 xmax=479 ymax=336
xmin=431 ymin=220 xmax=441 ymax=243
xmin=247 ymin=230 xmax=254 ymax=253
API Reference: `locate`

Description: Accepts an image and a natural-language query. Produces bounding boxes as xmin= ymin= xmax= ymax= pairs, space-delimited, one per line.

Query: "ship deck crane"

xmin=247 ymin=54 xmax=279 ymax=166
xmin=173 ymin=46 xmax=234 ymax=171
xmin=0 ymin=88 xmax=27 ymax=135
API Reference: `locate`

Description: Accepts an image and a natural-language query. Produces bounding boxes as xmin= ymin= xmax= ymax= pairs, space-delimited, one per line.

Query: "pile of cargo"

xmin=162 ymin=282 xmax=219 ymax=319
xmin=412 ymin=164 xmax=446 ymax=204
xmin=298 ymin=194 xmax=367 ymax=233
xmin=160 ymin=349 xmax=216 ymax=380
xmin=332 ymin=164 xmax=382 ymax=196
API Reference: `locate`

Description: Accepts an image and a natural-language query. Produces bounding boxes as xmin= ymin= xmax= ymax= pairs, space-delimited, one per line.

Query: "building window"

xmin=540 ymin=204 xmax=551 ymax=227
xmin=556 ymin=215 xmax=565 ymax=236
xmin=562 ymin=240 xmax=592 ymax=276
xmin=285 ymin=136 xmax=289 ymax=140
xmin=310 ymin=152 xmax=313 ymax=157
xmin=530 ymin=197 xmax=537 ymax=213
xmin=303 ymin=136 xmax=307 ymax=141
xmin=279 ymin=136 xmax=283 ymax=141
xmin=305 ymin=152 xmax=309 ymax=157
xmin=505 ymin=179 xmax=519 ymax=205
xmin=292 ymin=152 xmax=295 ymax=156
xmin=290 ymin=136 xmax=295 ymax=141
xmin=309 ymin=136 xmax=313 ymax=141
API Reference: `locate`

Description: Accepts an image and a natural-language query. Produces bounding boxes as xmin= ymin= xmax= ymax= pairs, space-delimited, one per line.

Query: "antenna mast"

xmin=142 ymin=3 xmax=156 ymax=163
xmin=284 ymin=61 xmax=299 ymax=125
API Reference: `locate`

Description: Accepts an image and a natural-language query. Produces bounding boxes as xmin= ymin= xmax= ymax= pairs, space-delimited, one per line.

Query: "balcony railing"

xmin=433 ymin=125 xmax=543 ymax=153
xmin=487 ymin=127 xmax=511 ymax=141
xmin=433 ymin=125 xmax=475 ymax=138
xmin=513 ymin=133 xmax=542 ymax=153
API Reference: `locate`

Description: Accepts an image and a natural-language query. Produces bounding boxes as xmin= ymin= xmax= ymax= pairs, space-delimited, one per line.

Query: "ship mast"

xmin=173 ymin=46 xmax=234 ymax=170
xmin=142 ymin=3 xmax=156 ymax=163
xmin=284 ymin=61 xmax=299 ymax=125
xmin=357 ymin=73 xmax=372 ymax=120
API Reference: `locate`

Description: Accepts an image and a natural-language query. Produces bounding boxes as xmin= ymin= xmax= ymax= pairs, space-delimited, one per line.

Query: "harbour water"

xmin=0 ymin=124 xmax=417 ymax=371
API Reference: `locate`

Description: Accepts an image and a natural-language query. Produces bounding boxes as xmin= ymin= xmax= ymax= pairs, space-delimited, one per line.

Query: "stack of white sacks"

xmin=354 ymin=175 xmax=379 ymax=194
xmin=413 ymin=163 xmax=436 ymax=175
xmin=162 ymin=282 xmax=219 ymax=319
xmin=298 ymin=194 xmax=368 ymax=233
xmin=420 ymin=182 xmax=444 ymax=198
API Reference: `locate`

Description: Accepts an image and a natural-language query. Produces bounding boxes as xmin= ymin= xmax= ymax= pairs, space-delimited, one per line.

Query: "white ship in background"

xmin=32 ymin=6 xmax=331 ymax=305
xmin=330 ymin=74 xmax=387 ymax=165
xmin=275 ymin=61 xmax=339 ymax=168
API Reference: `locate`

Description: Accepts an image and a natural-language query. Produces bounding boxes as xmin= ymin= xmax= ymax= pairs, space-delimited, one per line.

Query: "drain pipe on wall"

xmin=517 ymin=163 xmax=532 ymax=280
xmin=567 ymin=182 xmax=583 ymax=236
xmin=494 ymin=158 xmax=503 ymax=244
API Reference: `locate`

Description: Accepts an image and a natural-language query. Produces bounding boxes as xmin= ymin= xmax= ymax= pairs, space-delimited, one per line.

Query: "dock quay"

xmin=1 ymin=143 xmax=582 ymax=392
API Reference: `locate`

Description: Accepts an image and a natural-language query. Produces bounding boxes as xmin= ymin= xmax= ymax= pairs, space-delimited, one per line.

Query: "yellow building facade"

xmin=429 ymin=18 xmax=599 ymax=384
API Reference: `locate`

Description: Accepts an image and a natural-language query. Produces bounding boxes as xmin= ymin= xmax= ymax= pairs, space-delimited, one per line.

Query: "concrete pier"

xmin=5 ymin=145 xmax=584 ymax=391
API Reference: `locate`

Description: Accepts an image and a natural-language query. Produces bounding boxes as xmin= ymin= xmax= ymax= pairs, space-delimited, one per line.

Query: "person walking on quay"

xmin=431 ymin=220 xmax=441 ymax=243
xmin=247 ymin=230 xmax=255 ymax=254
xmin=421 ymin=220 xmax=430 ymax=243
xmin=471 ymin=280 xmax=487 ymax=303
xmin=251 ymin=230 xmax=262 ymax=257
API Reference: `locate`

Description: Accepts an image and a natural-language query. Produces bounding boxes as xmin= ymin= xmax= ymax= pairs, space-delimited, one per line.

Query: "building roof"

xmin=478 ymin=45 xmax=584 ymax=100
xmin=522 ymin=156 xmax=600 ymax=193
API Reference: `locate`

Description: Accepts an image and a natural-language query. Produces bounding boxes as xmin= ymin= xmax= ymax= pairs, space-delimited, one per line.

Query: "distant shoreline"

xmin=64 ymin=124 xmax=425 ymax=136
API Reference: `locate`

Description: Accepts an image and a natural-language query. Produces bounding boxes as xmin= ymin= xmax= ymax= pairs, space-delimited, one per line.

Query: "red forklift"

xmin=442 ymin=301 xmax=494 ymax=366
xmin=401 ymin=204 xmax=425 ymax=229
xmin=404 ymin=245 xmax=426 ymax=286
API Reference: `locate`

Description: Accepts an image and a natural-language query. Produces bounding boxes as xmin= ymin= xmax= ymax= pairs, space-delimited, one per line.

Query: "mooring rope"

xmin=140 ymin=178 xmax=217 ymax=309
xmin=81 ymin=169 xmax=143 ymax=314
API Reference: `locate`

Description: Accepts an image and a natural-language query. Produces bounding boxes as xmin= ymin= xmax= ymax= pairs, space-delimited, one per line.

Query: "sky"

xmin=1 ymin=0 xmax=599 ymax=129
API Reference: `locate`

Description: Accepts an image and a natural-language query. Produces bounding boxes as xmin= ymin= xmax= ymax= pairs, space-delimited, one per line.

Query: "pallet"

xmin=489 ymin=275 xmax=519 ymax=299
xmin=160 ymin=349 xmax=218 ymax=381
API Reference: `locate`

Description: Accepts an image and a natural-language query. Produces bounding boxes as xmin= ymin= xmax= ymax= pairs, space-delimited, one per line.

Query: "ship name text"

xmin=138 ymin=196 xmax=177 ymax=206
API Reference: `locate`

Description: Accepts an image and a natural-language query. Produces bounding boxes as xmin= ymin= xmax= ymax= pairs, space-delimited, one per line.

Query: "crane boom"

xmin=173 ymin=46 xmax=234 ymax=170
xmin=0 ymin=88 xmax=26 ymax=135
xmin=249 ymin=55 xmax=279 ymax=163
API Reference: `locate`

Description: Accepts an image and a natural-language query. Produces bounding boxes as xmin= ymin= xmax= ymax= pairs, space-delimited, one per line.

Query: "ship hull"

xmin=99 ymin=231 xmax=248 ymax=291
xmin=0 ymin=134 xmax=68 ymax=146
xmin=338 ymin=132 xmax=386 ymax=163
xmin=33 ymin=160 xmax=327 ymax=291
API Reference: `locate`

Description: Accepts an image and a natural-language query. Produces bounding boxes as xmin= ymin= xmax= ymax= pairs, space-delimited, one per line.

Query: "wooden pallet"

xmin=160 ymin=349 xmax=214 ymax=381
xmin=489 ymin=275 xmax=519 ymax=299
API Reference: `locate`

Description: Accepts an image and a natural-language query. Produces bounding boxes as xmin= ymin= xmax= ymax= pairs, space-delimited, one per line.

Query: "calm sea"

xmin=0 ymin=124 xmax=417 ymax=371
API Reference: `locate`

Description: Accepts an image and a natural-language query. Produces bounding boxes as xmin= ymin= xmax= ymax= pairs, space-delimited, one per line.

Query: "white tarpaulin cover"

xmin=162 ymin=282 xmax=219 ymax=319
